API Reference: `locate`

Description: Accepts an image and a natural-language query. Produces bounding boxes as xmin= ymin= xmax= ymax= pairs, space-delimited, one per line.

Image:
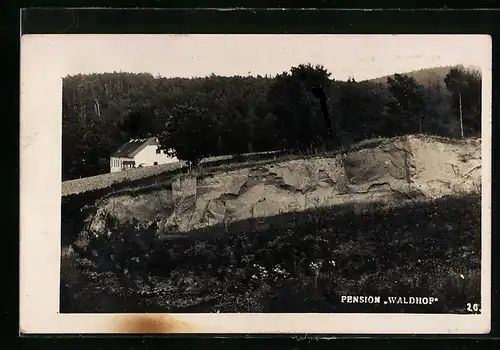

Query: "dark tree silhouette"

xmin=311 ymin=85 xmax=332 ymax=136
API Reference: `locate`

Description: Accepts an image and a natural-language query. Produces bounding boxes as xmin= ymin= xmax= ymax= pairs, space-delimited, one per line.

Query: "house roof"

xmin=111 ymin=137 xmax=159 ymax=158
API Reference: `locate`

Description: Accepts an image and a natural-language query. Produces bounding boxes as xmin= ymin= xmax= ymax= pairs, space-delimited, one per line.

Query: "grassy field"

xmin=61 ymin=193 xmax=481 ymax=314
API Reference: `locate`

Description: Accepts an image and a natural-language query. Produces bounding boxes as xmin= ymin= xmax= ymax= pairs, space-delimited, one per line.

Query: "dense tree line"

xmin=62 ymin=64 xmax=481 ymax=180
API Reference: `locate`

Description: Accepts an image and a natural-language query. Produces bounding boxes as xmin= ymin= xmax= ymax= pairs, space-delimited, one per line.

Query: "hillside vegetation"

xmin=61 ymin=192 xmax=480 ymax=314
xmin=363 ymin=65 xmax=480 ymax=87
xmin=62 ymin=64 xmax=481 ymax=180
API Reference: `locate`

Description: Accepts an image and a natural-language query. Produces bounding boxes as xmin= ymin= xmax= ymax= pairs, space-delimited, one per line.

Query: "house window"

xmin=156 ymin=148 xmax=161 ymax=154
xmin=122 ymin=160 xmax=135 ymax=169
xmin=154 ymin=162 xmax=158 ymax=165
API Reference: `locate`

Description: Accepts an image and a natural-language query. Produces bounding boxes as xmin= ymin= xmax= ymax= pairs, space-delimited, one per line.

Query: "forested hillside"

xmin=62 ymin=64 xmax=481 ymax=181
xmin=364 ymin=66 xmax=460 ymax=87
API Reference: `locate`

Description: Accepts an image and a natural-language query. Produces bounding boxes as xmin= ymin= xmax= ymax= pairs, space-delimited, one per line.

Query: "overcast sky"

xmin=22 ymin=34 xmax=491 ymax=81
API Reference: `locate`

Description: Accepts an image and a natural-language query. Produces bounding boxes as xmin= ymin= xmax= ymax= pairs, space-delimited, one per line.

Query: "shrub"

xmin=63 ymin=194 xmax=481 ymax=313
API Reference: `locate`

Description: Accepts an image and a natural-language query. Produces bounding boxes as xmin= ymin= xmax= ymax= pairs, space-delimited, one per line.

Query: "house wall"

xmin=110 ymin=156 xmax=134 ymax=173
xmin=133 ymin=145 xmax=179 ymax=167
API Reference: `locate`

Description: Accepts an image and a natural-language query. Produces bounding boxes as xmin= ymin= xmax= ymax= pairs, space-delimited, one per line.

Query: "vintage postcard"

xmin=20 ymin=34 xmax=491 ymax=334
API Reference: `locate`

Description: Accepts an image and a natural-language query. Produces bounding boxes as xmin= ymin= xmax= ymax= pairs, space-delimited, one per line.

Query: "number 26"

xmin=467 ymin=303 xmax=480 ymax=312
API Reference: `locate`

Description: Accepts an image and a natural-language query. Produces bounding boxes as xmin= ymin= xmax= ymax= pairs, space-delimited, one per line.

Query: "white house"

xmin=109 ymin=137 xmax=179 ymax=173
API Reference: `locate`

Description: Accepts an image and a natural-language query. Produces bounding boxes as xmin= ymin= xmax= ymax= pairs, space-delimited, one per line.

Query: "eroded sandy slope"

xmin=83 ymin=135 xmax=481 ymax=236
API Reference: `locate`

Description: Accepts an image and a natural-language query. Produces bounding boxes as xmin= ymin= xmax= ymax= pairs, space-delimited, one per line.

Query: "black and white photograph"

xmin=20 ymin=34 xmax=492 ymax=334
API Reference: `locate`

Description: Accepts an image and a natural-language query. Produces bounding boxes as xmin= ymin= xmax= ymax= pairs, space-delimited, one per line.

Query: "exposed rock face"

xmin=409 ymin=137 xmax=481 ymax=196
xmin=86 ymin=136 xmax=481 ymax=235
